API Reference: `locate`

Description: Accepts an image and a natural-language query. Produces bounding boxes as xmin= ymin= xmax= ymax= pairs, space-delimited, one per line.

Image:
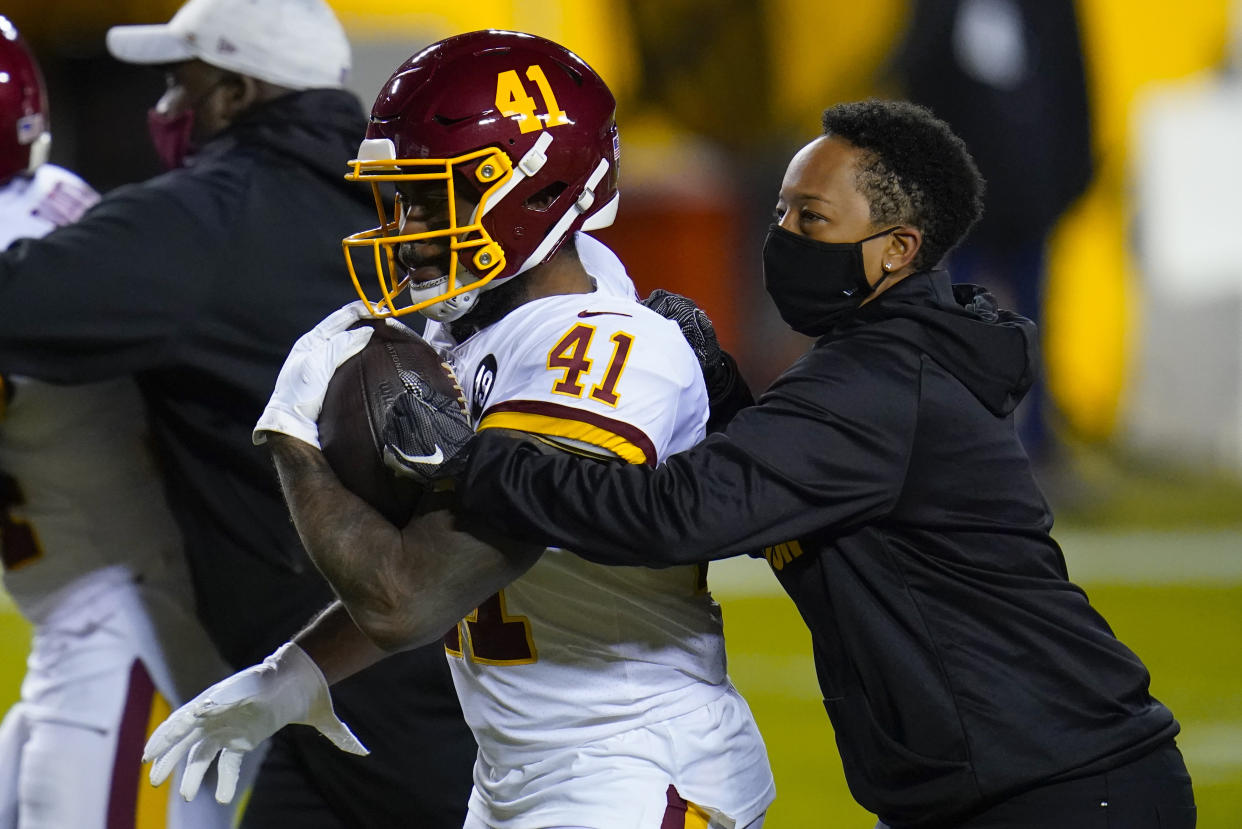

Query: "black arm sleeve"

xmin=458 ymin=349 xmax=918 ymax=566
xmin=0 ymin=184 xmax=216 ymax=382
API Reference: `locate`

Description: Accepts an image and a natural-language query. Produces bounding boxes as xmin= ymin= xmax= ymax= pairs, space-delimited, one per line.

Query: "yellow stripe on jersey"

xmin=478 ymin=411 xmax=649 ymax=465
xmin=137 ymin=692 xmax=174 ymax=828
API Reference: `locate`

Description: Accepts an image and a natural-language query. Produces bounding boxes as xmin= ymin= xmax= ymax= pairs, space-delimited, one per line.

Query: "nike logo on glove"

xmin=390 ymin=445 xmax=445 ymax=465
xmin=577 ymin=310 xmax=632 ymax=319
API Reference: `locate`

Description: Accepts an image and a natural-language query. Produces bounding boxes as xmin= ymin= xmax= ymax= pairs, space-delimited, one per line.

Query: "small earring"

xmin=883 ymin=263 xmax=892 ymax=271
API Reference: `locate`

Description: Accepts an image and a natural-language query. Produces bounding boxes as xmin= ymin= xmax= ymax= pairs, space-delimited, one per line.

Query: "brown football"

xmin=319 ymin=319 xmax=467 ymax=526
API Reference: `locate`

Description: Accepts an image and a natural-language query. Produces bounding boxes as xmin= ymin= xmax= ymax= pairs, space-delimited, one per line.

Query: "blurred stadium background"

xmin=2 ymin=0 xmax=1240 ymax=825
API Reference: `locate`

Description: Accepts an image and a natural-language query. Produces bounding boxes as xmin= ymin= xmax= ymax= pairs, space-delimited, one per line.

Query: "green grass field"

xmin=3 ymin=528 xmax=1239 ymax=827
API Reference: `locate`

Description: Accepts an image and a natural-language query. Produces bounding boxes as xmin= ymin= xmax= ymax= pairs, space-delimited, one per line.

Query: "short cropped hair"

xmin=821 ymin=100 xmax=985 ymax=270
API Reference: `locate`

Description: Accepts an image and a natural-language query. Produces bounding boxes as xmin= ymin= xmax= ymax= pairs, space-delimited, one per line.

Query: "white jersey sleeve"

xmin=0 ymin=163 xmax=99 ymax=246
xmin=456 ymin=293 xmax=708 ymax=462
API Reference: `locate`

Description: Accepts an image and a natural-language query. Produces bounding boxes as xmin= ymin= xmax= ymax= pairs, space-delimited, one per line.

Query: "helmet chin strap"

xmin=413 ymin=273 xmax=484 ymax=323
xmin=419 ymin=289 xmax=478 ymax=322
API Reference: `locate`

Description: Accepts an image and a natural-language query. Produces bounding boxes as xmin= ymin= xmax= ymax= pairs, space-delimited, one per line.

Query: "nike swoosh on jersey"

xmin=577 ymin=310 xmax=633 ymax=318
xmin=391 ymin=445 xmax=445 ymax=465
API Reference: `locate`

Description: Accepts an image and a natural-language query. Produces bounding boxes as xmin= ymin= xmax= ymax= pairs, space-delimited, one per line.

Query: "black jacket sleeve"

xmin=0 ymin=181 xmax=217 ymax=382
xmin=704 ymin=350 xmax=754 ymax=433
xmin=458 ymin=345 xmax=919 ymax=566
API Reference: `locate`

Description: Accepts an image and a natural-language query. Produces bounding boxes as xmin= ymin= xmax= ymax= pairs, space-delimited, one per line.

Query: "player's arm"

xmin=144 ymin=303 xmax=541 ymax=805
xmin=250 ymin=300 xmax=541 ymax=649
xmin=455 ymin=348 xmax=918 ymax=567
xmin=270 ymin=433 xmax=542 ymax=651
xmin=139 ymin=437 xmax=541 ymax=808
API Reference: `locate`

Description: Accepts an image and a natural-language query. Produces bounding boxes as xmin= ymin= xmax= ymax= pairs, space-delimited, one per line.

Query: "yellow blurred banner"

xmin=1046 ymin=0 xmax=1231 ymax=440
xmin=332 ymin=0 xmax=636 ymax=103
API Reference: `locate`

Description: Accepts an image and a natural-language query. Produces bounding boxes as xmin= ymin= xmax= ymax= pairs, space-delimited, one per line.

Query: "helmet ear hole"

xmin=523 ymin=181 xmax=567 ymax=212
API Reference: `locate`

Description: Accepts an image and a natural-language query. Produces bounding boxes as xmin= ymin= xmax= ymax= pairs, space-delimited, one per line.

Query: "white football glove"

xmin=144 ymin=642 xmax=368 ymax=804
xmin=253 ymin=301 xmax=376 ymax=448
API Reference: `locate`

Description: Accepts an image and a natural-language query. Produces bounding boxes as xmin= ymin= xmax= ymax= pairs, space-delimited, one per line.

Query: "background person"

xmin=0 ymin=17 xmax=240 ymax=829
xmin=423 ymin=100 xmax=1195 ymax=829
xmin=889 ymin=0 xmax=1093 ymax=466
xmin=0 ymin=1 xmax=476 ymax=826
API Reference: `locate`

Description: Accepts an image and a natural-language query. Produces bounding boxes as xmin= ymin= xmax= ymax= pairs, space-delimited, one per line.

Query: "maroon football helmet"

xmin=0 ymin=17 xmax=50 ymax=185
xmin=343 ymin=30 xmax=620 ymax=321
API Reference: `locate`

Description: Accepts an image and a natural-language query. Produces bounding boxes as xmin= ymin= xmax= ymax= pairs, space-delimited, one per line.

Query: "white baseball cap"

xmin=106 ymin=0 xmax=350 ymax=90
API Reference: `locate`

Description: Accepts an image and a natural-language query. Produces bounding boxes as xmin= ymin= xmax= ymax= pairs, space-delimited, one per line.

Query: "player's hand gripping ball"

xmin=380 ymin=371 xmax=475 ymax=488
xmin=319 ymin=320 xmax=468 ymax=524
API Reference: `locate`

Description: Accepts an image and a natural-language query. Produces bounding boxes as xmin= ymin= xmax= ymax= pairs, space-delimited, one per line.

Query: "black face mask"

xmin=762 ymin=224 xmax=899 ymax=336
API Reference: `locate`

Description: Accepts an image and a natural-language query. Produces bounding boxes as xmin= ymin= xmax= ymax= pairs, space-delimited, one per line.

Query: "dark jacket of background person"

xmin=891 ymin=0 xmax=1092 ymax=247
xmin=0 ymin=88 xmax=475 ymax=826
xmin=0 ymin=89 xmax=360 ymax=662
xmin=457 ymin=270 xmax=1179 ymax=828
xmin=888 ymin=0 xmax=1095 ymax=462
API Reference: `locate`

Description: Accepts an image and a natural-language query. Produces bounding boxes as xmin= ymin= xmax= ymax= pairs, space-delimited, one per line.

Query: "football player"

xmin=0 ymin=17 xmax=240 ymax=829
xmin=145 ymin=30 xmax=775 ymax=829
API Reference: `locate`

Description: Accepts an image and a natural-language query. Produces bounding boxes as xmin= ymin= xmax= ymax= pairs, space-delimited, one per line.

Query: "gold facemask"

xmin=342 ymin=146 xmax=515 ymax=318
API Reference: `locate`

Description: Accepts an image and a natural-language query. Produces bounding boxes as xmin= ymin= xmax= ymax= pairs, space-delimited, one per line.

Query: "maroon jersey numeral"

xmin=548 ymin=324 xmax=594 ymax=396
xmin=444 ymin=590 xmax=537 ymax=665
xmin=589 ymin=332 xmax=633 ymax=406
xmin=547 ymin=324 xmax=635 ymax=407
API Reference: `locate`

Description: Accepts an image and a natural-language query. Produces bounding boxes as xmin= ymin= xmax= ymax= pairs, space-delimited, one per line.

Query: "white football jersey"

xmin=429 ymin=235 xmax=728 ymax=771
xmin=0 ymin=165 xmax=182 ymax=623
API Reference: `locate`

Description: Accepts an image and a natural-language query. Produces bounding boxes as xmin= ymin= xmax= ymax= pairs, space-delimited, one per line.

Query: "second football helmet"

xmin=343 ymin=30 xmax=620 ymax=322
xmin=0 ymin=17 xmax=50 ymax=184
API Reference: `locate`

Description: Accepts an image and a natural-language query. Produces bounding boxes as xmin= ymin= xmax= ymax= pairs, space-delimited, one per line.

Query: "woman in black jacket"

xmin=446 ymin=100 xmax=1196 ymax=829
